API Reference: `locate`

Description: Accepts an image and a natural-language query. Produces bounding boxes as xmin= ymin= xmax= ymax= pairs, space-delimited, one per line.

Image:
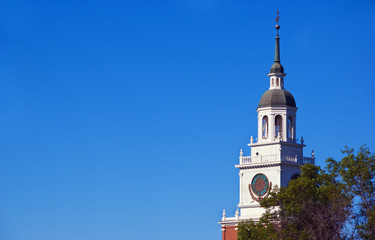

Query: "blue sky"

xmin=0 ymin=0 xmax=374 ymax=239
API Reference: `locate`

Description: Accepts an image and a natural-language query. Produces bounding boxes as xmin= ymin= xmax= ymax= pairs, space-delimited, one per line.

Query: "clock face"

xmin=251 ymin=173 xmax=269 ymax=197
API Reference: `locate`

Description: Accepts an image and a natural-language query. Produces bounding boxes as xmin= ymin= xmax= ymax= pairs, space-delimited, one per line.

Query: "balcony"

xmin=239 ymin=153 xmax=314 ymax=165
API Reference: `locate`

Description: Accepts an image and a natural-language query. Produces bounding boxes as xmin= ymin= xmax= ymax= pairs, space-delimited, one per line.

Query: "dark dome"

xmin=258 ymin=89 xmax=296 ymax=108
xmin=270 ymin=62 xmax=284 ymax=74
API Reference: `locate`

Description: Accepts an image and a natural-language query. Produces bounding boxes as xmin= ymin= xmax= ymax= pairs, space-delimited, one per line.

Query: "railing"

xmin=302 ymin=157 xmax=315 ymax=165
xmin=241 ymin=154 xmax=279 ymax=164
xmin=240 ymin=153 xmax=315 ymax=165
xmin=241 ymin=156 xmax=252 ymax=164
xmin=284 ymin=155 xmax=297 ymax=163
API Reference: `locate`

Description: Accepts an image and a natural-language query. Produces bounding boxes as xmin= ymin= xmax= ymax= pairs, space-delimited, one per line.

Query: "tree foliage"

xmin=237 ymin=145 xmax=375 ymax=240
xmin=237 ymin=212 xmax=279 ymax=240
xmin=327 ymin=145 xmax=375 ymax=239
xmin=261 ymin=164 xmax=351 ymax=239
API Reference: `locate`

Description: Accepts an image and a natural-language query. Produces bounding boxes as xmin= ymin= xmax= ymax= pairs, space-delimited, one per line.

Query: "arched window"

xmin=275 ymin=115 xmax=282 ymax=138
xmin=276 ymin=78 xmax=279 ymax=87
xmin=272 ymin=78 xmax=274 ymax=87
xmin=262 ymin=116 xmax=268 ymax=139
xmin=287 ymin=116 xmax=293 ymax=140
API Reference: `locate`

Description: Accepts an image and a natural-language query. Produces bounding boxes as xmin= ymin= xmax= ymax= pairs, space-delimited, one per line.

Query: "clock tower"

xmin=218 ymin=22 xmax=315 ymax=240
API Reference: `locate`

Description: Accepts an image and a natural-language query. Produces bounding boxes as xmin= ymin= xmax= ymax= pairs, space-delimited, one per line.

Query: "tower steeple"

xmin=270 ymin=12 xmax=284 ymax=74
xmin=274 ymin=34 xmax=281 ymax=62
xmin=219 ymin=13 xmax=315 ymax=239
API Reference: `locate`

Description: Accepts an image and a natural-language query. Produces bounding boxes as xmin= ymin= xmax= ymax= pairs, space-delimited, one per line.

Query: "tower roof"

xmin=258 ymin=89 xmax=296 ymax=108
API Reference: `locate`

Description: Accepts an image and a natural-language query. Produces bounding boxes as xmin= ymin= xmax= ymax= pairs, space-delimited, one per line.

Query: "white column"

xmin=257 ymin=115 xmax=261 ymax=142
xmin=294 ymin=114 xmax=297 ymax=142
xmin=239 ymin=172 xmax=243 ymax=206
xmin=282 ymin=114 xmax=287 ymax=141
xmin=269 ymin=114 xmax=275 ymax=140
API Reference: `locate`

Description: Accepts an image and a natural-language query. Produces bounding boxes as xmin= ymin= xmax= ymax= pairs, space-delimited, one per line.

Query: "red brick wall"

xmin=222 ymin=226 xmax=237 ymax=240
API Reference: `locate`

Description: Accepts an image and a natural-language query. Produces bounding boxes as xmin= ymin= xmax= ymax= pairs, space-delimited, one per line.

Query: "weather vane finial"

xmin=275 ymin=9 xmax=280 ymax=34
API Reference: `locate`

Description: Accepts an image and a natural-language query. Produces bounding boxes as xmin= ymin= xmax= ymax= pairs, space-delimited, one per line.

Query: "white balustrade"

xmin=284 ymin=155 xmax=297 ymax=162
xmin=240 ymin=153 xmax=315 ymax=165
xmin=241 ymin=156 xmax=252 ymax=164
xmin=302 ymin=157 xmax=315 ymax=165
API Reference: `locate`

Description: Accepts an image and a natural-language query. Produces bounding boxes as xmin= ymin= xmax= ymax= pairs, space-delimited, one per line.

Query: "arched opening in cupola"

xmin=287 ymin=116 xmax=293 ymax=140
xmin=275 ymin=115 xmax=282 ymax=138
xmin=262 ymin=116 xmax=268 ymax=139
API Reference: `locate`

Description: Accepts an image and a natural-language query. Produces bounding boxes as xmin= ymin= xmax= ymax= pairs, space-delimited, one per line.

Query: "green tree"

xmin=237 ymin=212 xmax=279 ymax=240
xmin=261 ymin=164 xmax=351 ymax=240
xmin=327 ymin=145 xmax=375 ymax=239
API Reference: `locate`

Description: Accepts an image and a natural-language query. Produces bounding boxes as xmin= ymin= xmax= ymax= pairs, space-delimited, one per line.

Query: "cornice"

xmin=235 ymin=161 xmax=302 ymax=170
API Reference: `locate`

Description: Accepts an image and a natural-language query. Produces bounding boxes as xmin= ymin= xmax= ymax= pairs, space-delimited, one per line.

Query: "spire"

xmin=274 ymin=34 xmax=280 ymax=63
xmin=270 ymin=10 xmax=284 ymax=74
